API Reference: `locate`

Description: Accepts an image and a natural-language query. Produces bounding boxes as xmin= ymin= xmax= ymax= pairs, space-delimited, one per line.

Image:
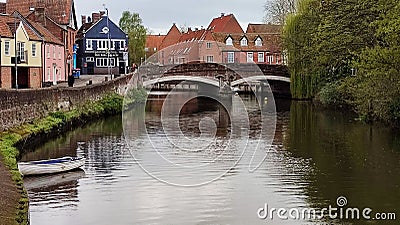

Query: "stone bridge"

xmin=139 ymin=63 xmax=291 ymax=98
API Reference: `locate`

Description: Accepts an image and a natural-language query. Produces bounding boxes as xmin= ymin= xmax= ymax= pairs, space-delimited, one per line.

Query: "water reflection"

xmin=23 ymin=94 xmax=400 ymax=225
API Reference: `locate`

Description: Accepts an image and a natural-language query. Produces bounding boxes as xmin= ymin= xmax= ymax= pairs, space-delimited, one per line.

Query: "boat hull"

xmin=18 ymin=157 xmax=85 ymax=176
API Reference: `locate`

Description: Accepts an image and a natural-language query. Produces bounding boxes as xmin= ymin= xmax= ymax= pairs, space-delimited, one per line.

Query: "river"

xmin=21 ymin=93 xmax=400 ymax=225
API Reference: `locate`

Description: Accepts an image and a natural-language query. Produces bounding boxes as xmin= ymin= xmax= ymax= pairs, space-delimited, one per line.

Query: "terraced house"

xmin=0 ymin=12 xmax=66 ymax=89
xmin=0 ymin=13 xmax=43 ymax=88
xmin=7 ymin=0 xmax=78 ymax=79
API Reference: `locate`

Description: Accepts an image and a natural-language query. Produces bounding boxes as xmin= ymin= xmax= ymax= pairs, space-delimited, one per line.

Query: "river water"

xmin=21 ymin=93 xmax=400 ymax=225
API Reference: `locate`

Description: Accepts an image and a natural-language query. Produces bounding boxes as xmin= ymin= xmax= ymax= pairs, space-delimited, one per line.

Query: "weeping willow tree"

xmin=283 ymin=0 xmax=321 ymax=99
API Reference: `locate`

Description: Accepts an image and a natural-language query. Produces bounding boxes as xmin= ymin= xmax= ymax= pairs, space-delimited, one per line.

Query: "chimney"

xmin=221 ymin=13 xmax=225 ymax=17
xmin=92 ymin=12 xmax=100 ymax=23
xmin=81 ymin=15 xmax=86 ymax=24
xmin=100 ymin=11 xmax=105 ymax=17
xmin=35 ymin=7 xmax=46 ymax=26
xmin=195 ymin=28 xmax=198 ymax=31
xmin=0 ymin=3 xmax=6 ymax=14
xmin=87 ymin=16 xmax=92 ymax=23
xmin=188 ymin=27 xmax=192 ymax=32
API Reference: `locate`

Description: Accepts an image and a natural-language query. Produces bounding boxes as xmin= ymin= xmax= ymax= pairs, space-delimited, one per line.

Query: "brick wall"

xmin=0 ymin=67 xmax=12 ymax=89
xmin=0 ymin=74 xmax=133 ymax=132
xmin=29 ymin=67 xmax=42 ymax=88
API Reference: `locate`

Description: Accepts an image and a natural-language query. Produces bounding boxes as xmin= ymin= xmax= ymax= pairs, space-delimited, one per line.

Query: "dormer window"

xmin=240 ymin=37 xmax=248 ymax=46
xmin=226 ymin=36 xmax=233 ymax=46
xmin=255 ymin=37 xmax=263 ymax=46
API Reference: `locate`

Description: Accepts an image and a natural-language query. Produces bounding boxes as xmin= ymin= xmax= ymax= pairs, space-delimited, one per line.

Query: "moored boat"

xmin=18 ymin=157 xmax=85 ymax=176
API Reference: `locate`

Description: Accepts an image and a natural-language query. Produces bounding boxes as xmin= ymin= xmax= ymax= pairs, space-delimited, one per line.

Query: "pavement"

xmin=56 ymin=74 xmax=117 ymax=88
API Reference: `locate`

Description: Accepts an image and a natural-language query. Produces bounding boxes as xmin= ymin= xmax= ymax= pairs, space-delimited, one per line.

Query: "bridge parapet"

xmin=140 ymin=63 xmax=290 ymax=81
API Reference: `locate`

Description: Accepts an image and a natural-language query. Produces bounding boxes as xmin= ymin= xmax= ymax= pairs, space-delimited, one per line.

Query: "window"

xmin=59 ymin=47 xmax=61 ymax=59
xmin=258 ymin=52 xmax=265 ymax=63
xmin=206 ymin=42 xmax=212 ymax=49
xmin=53 ymin=46 xmax=56 ymax=59
xmin=227 ymin=52 xmax=234 ymax=63
xmin=255 ymin=37 xmax=263 ymax=46
xmin=267 ymin=55 xmax=274 ymax=64
xmin=4 ymin=41 xmax=10 ymax=55
xmin=120 ymin=40 xmax=125 ymax=50
xmin=86 ymin=57 xmax=94 ymax=62
xmin=31 ymin=43 xmax=37 ymax=57
xmin=96 ymin=58 xmax=115 ymax=67
xmin=47 ymin=45 xmax=50 ymax=58
xmin=47 ymin=67 xmax=50 ymax=81
xmin=226 ymin=37 xmax=233 ymax=46
xmin=86 ymin=39 xmax=93 ymax=50
xmin=247 ymin=52 xmax=253 ymax=62
xmin=97 ymin=40 xmax=109 ymax=50
xmin=276 ymin=54 xmax=279 ymax=64
xmin=17 ymin=42 xmax=25 ymax=62
xmin=206 ymin=55 xmax=214 ymax=63
xmin=240 ymin=37 xmax=248 ymax=46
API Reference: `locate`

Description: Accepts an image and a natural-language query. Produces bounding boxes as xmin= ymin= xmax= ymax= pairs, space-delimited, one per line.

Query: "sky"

xmin=74 ymin=0 xmax=267 ymax=34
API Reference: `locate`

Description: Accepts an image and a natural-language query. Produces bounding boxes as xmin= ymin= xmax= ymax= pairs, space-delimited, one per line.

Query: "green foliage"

xmin=317 ymin=82 xmax=347 ymax=106
xmin=283 ymin=0 xmax=400 ymax=124
xmin=119 ymin=11 xmax=147 ymax=65
xmin=124 ymin=87 xmax=148 ymax=108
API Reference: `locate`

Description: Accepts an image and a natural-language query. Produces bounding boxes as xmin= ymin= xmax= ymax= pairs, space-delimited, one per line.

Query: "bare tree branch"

xmin=264 ymin=0 xmax=298 ymax=25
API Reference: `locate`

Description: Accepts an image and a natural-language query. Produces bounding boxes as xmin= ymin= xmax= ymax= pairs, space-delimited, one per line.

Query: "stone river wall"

xmin=0 ymin=74 xmax=133 ymax=132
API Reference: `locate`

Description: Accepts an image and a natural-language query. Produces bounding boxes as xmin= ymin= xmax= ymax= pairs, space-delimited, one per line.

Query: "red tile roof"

xmin=0 ymin=14 xmax=42 ymax=41
xmin=159 ymin=23 xmax=181 ymax=50
xmin=27 ymin=18 xmax=63 ymax=45
xmin=207 ymin=14 xmax=244 ymax=33
xmin=246 ymin=24 xmax=282 ymax=34
xmin=212 ymin=32 xmax=282 ymax=53
xmin=178 ymin=28 xmax=207 ymax=42
xmin=146 ymin=34 xmax=165 ymax=50
xmin=6 ymin=0 xmax=74 ymax=25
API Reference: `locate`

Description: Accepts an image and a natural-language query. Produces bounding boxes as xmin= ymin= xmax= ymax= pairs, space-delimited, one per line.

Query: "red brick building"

xmin=147 ymin=14 xmax=285 ymax=66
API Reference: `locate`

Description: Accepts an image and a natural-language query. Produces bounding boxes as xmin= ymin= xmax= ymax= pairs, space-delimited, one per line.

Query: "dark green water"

xmin=21 ymin=95 xmax=400 ymax=225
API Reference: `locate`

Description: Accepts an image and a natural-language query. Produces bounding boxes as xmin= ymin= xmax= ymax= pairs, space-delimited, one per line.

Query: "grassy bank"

xmin=0 ymin=93 xmax=124 ymax=225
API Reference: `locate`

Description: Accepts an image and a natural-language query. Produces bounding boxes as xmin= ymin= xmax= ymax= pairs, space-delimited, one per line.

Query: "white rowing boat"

xmin=18 ymin=157 xmax=85 ymax=176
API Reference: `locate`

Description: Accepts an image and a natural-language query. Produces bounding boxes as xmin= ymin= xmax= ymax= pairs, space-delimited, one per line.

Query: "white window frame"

xmin=227 ymin=52 xmax=234 ymax=63
xmin=240 ymin=37 xmax=248 ymax=46
xmin=86 ymin=57 xmax=94 ymax=62
xmin=267 ymin=55 xmax=274 ymax=64
xmin=206 ymin=42 xmax=212 ymax=49
xmin=4 ymin=41 xmax=10 ymax=55
xmin=247 ymin=52 xmax=253 ymax=62
xmin=53 ymin=46 xmax=56 ymax=59
xmin=255 ymin=37 xmax=263 ymax=47
xmin=46 ymin=45 xmax=50 ymax=58
xmin=86 ymin=39 xmax=93 ymax=50
xmin=17 ymin=42 xmax=25 ymax=62
xmin=47 ymin=67 xmax=51 ymax=81
xmin=258 ymin=52 xmax=265 ymax=63
xmin=226 ymin=37 xmax=233 ymax=46
xmin=206 ymin=55 xmax=214 ymax=63
xmin=32 ymin=43 xmax=37 ymax=57
xmin=96 ymin=58 xmax=115 ymax=67
xmin=120 ymin=40 xmax=125 ymax=50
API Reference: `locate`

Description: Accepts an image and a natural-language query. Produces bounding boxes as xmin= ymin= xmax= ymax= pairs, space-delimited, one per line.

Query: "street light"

xmin=103 ymin=4 xmax=111 ymax=79
xmin=14 ymin=13 xmax=18 ymax=89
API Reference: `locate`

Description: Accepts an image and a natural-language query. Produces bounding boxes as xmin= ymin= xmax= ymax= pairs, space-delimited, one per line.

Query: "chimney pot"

xmin=81 ymin=15 xmax=86 ymax=24
xmin=221 ymin=13 xmax=225 ymax=17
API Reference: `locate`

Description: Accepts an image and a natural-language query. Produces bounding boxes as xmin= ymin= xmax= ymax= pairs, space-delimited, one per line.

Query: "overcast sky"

xmin=74 ymin=0 xmax=267 ymax=34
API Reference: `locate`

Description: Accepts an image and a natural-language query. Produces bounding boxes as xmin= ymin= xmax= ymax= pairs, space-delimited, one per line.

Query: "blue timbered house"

xmin=76 ymin=12 xmax=128 ymax=75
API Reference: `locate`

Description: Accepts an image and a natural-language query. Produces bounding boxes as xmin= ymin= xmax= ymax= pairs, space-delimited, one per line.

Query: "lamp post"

xmin=103 ymin=4 xmax=111 ymax=79
xmin=14 ymin=13 xmax=18 ymax=89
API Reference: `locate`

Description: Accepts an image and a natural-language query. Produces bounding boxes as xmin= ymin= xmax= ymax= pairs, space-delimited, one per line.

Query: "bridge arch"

xmin=231 ymin=75 xmax=290 ymax=87
xmin=142 ymin=75 xmax=220 ymax=87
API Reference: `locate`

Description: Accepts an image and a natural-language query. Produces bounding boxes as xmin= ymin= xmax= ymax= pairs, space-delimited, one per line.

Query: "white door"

xmin=53 ymin=64 xmax=57 ymax=85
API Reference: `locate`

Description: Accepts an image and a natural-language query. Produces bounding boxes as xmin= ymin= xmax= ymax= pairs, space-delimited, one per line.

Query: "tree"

xmin=119 ymin=11 xmax=147 ymax=65
xmin=264 ymin=0 xmax=297 ymax=25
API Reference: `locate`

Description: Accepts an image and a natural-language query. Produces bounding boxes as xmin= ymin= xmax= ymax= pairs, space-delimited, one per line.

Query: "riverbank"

xmin=0 ymin=93 xmax=124 ymax=225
